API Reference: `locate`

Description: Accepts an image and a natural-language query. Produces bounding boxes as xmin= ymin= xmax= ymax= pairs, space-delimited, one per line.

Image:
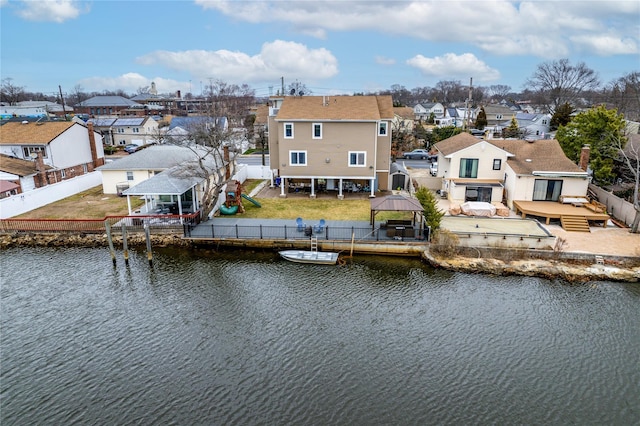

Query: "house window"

xmin=126 ymin=171 xmax=134 ymax=181
xmin=133 ymin=128 xmax=140 ymax=133
xmin=466 ymin=187 xmax=492 ymax=203
xmin=459 ymin=158 xmax=478 ymax=178
xmin=284 ymin=123 xmax=294 ymax=139
xmin=60 ymin=169 xmax=66 ymax=178
xmin=542 ymin=119 xmax=548 ymax=125
xmin=533 ymin=179 xmax=563 ymax=201
xmin=23 ymin=146 xmax=47 ymax=159
xmin=348 ymin=151 xmax=366 ymax=167
xmin=312 ymin=123 xmax=322 ymax=139
xmin=118 ymin=128 xmax=124 ymax=133
xmin=496 ymin=114 xmax=503 ymax=120
xmin=378 ymin=122 xmax=388 ymax=136
xmin=493 ymin=159 xmax=501 ymax=170
xmin=290 ymin=151 xmax=306 ymax=166
xmin=83 ymin=164 xmax=88 ymax=173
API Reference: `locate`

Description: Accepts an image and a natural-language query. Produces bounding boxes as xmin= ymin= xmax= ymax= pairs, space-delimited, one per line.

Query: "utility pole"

xmin=465 ymin=77 xmax=473 ymax=130
xmin=58 ymin=85 xmax=68 ymax=121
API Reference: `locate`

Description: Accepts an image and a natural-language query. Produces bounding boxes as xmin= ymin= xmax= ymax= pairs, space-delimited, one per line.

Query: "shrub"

xmin=415 ymin=186 xmax=444 ymax=230
xmin=430 ymin=229 xmax=459 ymax=257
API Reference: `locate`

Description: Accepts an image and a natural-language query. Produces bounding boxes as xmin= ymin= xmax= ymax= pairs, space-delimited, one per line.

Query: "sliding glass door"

xmin=533 ymin=179 xmax=563 ymax=201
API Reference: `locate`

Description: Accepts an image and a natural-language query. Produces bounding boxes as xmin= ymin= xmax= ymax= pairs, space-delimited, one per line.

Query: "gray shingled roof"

xmin=122 ymin=166 xmax=202 ymax=196
xmin=76 ymin=96 xmax=141 ymax=107
xmin=97 ymin=145 xmax=199 ymax=171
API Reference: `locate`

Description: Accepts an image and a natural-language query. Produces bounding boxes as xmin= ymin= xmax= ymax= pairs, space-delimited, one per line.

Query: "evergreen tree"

xmin=550 ymin=102 xmax=574 ymax=130
xmin=432 ymin=126 xmax=462 ymax=142
xmin=415 ymin=186 xmax=444 ymax=231
xmin=503 ymin=116 xmax=520 ymax=138
xmin=555 ymin=105 xmax=626 ymax=184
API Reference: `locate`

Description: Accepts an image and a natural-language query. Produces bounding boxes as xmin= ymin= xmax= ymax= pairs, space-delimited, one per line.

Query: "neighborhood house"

xmin=268 ymin=95 xmax=395 ymax=198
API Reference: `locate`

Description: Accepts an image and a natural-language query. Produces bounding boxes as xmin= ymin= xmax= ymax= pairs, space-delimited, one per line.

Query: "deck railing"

xmin=0 ymin=212 xmax=201 ymax=234
xmin=185 ymin=223 xmax=428 ymax=242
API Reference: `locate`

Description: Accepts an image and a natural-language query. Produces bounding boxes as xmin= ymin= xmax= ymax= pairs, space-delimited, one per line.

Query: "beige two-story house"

xmin=268 ymin=95 xmax=394 ymax=198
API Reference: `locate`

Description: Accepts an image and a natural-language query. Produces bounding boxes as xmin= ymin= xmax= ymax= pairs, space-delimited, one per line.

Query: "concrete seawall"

xmin=2 ymin=232 xmax=638 ymax=283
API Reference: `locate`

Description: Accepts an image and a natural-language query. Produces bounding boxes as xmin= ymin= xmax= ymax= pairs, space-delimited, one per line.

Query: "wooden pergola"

xmin=369 ymin=194 xmax=424 ymax=226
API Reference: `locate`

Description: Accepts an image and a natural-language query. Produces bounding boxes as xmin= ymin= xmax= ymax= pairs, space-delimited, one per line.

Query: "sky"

xmin=1 ymin=0 xmax=639 ymax=99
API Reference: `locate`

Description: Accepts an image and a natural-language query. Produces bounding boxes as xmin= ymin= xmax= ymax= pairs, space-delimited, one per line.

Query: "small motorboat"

xmin=279 ymin=250 xmax=339 ymax=265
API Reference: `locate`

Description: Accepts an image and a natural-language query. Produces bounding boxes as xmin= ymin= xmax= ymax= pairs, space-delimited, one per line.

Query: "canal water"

xmin=1 ymin=247 xmax=639 ymax=425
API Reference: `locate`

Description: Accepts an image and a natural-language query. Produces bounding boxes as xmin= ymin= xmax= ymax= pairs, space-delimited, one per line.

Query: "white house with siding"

xmin=433 ymin=133 xmax=589 ymax=208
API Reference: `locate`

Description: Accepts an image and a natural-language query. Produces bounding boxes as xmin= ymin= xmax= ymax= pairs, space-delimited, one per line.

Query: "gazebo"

xmin=369 ymin=194 xmax=424 ymax=227
xmin=122 ymin=169 xmax=202 ymax=218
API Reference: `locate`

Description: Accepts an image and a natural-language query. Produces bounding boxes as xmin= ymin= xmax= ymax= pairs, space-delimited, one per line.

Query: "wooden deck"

xmin=513 ymin=201 xmax=610 ymax=228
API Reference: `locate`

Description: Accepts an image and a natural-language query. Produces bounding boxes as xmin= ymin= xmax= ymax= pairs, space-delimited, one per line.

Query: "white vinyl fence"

xmin=0 ymin=172 xmax=102 ymax=219
xmin=589 ymin=184 xmax=637 ymax=226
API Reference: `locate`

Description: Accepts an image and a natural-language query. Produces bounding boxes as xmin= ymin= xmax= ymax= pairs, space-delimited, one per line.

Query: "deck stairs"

xmin=560 ymin=215 xmax=591 ymax=232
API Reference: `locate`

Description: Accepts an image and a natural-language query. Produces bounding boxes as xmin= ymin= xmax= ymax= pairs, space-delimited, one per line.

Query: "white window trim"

xmin=348 ymin=151 xmax=366 ymax=167
xmin=312 ymin=123 xmax=322 ymax=139
xmin=289 ymin=150 xmax=307 ymax=166
xmin=378 ymin=121 xmax=388 ymax=136
xmin=284 ymin=123 xmax=294 ymax=139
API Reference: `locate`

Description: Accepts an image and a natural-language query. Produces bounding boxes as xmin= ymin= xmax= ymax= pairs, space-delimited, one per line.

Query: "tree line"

xmin=2 ymin=59 xmax=639 ymax=121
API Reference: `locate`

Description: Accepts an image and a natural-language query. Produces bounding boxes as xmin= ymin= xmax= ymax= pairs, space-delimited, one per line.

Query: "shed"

xmin=390 ymin=162 xmax=410 ymax=191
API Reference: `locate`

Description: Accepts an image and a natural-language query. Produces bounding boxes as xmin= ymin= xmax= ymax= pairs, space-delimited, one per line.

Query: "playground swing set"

xmin=219 ymin=180 xmax=262 ymax=215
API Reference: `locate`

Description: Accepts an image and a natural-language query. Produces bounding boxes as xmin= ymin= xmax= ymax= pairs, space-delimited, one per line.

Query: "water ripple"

xmin=1 ymin=248 xmax=639 ymax=425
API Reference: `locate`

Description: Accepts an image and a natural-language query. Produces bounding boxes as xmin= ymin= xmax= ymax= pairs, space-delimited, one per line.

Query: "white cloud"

xmin=197 ymin=1 xmax=640 ymax=59
xmin=375 ymin=56 xmax=396 ymax=66
xmin=406 ymin=53 xmax=501 ymax=82
xmin=571 ymin=34 xmax=638 ymax=56
xmin=15 ymin=0 xmax=84 ymax=23
xmin=136 ymin=40 xmax=339 ymax=83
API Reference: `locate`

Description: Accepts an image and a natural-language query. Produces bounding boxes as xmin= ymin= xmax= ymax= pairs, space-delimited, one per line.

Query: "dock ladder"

xmin=310 ymin=236 xmax=318 ymax=252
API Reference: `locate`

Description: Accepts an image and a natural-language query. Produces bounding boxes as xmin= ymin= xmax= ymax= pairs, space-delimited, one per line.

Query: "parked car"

xmin=403 ymin=149 xmax=430 ymax=160
xmin=124 ymin=144 xmax=140 ymax=154
xmin=470 ymin=129 xmax=485 ymax=137
xmin=430 ymin=162 xmax=438 ymax=176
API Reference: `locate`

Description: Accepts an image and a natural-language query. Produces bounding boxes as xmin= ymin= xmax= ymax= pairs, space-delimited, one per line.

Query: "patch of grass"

xmin=242 ymin=179 xmax=262 ymax=195
xmin=15 ymin=180 xmax=414 ymax=222
xmin=240 ymin=195 xmax=412 ymax=222
xmin=15 ymin=186 xmax=144 ymax=219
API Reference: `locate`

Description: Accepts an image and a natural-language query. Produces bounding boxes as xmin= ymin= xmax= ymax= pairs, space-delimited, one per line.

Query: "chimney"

xmin=35 ymin=151 xmax=48 ymax=187
xmin=579 ymin=144 xmax=590 ymax=171
xmin=87 ymin=122 xmax=103 ymax=167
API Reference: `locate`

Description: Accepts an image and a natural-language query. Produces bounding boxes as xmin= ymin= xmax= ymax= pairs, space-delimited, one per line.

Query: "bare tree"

xmin=487 ymin=84 xmax=512 ymax=99
xmin=616 ymin=133 xmax=640 ymax=233
xmin=1 ymin=78 xmax=26 ymax=105
xmin=68 ymin=84 xmax=89 ymax=106
xmin=605 ymin=72 xmax=640 ymax=122
xmin=434 ymin=80 xmax=465 ymax=104
xmin=166 ymin=118 xmax=239 ymax=220
xmin=525 ymin=59 xmax=600 ymax=112
xmin=205 ymin=79 xmax=255 ymax=126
